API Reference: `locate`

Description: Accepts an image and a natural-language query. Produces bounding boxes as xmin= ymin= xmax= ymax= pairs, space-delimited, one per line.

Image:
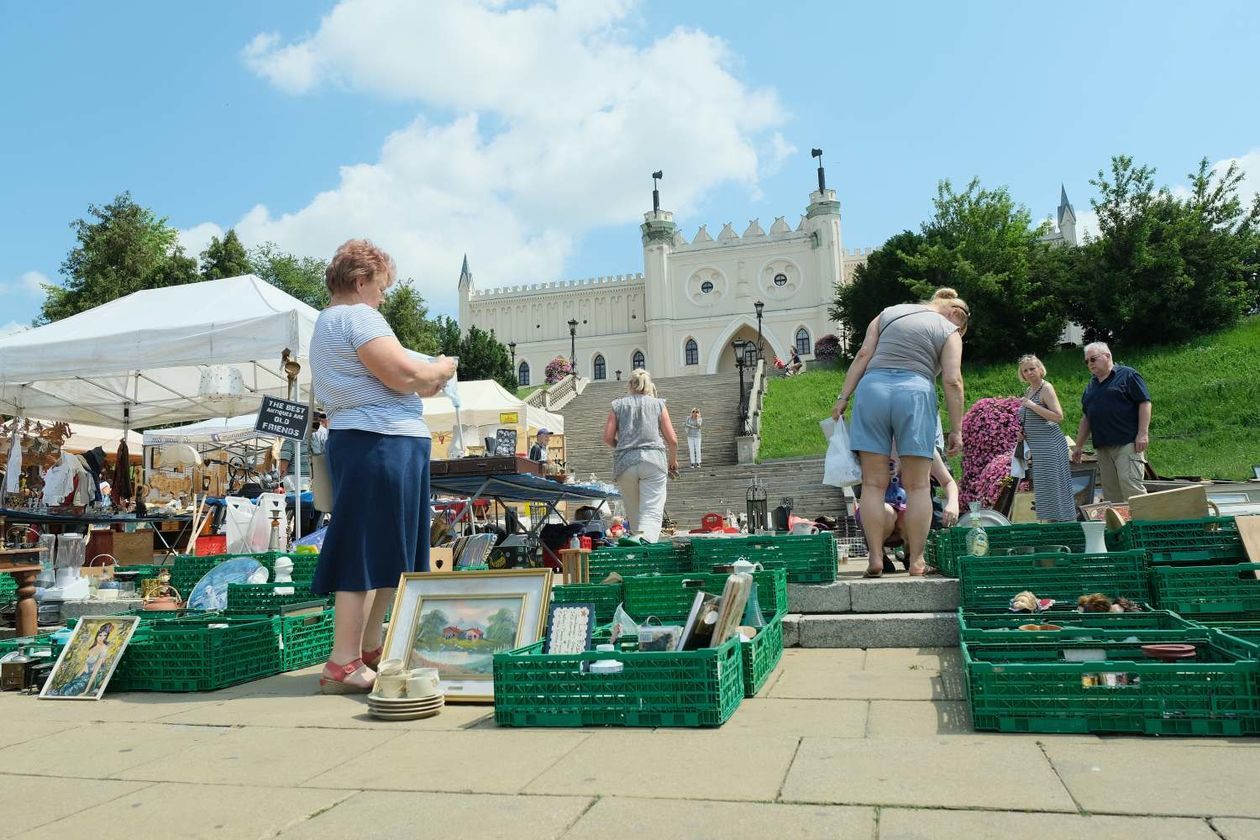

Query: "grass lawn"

xmin=517 ymin=385 xmax=543 ymax=399
xmin=759 ymin=315 xmax=1260 ymax=480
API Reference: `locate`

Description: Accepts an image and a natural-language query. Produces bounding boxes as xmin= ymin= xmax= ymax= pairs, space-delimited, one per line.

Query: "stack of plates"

xmin=367 ymin=693 xmax=445 ymax=720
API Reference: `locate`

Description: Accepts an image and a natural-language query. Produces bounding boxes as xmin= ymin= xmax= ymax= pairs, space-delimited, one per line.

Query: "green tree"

xmin=457 ymin=325 xmax=518 ymax=391
xmin=417 ymin=609 xmax=448 ymax=643
xmin=1066 ymin=155 xmax=1260 ymax=345
xmin=484 ymin=608 xmax=517 ymax=645
xmin=199 ymin=229 xmax=252 ymax=280
xmin=829 ymin=230 xmax=926 ymax=358
xmin=39 ymin=192 xmax=200 ymax=324
xmin=433 ymin=315 xmax=462 ymax=356
xmin=379 ymin=280 xmax=440 ymax=353
xmin=247 ymin=242 xmax=329 ymax=308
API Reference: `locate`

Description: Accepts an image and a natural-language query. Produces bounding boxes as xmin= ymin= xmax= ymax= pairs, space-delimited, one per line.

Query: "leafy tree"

xmin=433 ymin=315 xmax=461 ymax=356
xmin=484 ymin=608 xmax=517 ymax=645
xmin=199 ymin=229 xmax=252 ymax=280
xmin=829 ymin=230 xmax=926 ymax=358
xmin=417 ymin=609 xmax=448 ymax=643
xmin=39 ymin=192 xmax=200 ymax=323
xmin=247 ymin=241 xmax=329 ymax=308
xmin=379 ymin=280 xmax=439 ymax=353
xmin=456 ymin=325 xmax=518 ymax=391
xmin=1066 ymin=155 xmax=1260 ymax=345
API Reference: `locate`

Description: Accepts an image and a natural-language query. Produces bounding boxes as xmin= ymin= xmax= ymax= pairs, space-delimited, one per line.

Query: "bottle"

xmin=569 ymin=534 xmax=581 ymax=550
xmin=965 ymin=501 xmax=989 ymax=556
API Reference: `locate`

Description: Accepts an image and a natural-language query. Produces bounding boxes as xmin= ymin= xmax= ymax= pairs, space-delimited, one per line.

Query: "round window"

xmin=700 ymin=281 xmax=714 ymax=294
xmin=773 ymin=272 xmax=788 ymax=287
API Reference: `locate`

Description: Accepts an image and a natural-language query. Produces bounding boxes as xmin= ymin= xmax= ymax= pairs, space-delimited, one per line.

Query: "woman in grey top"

xmin=684 ymin=408 xmax=703 ymax=469
xmin=832 ymin=288 xmax=969 ymax=577
xmin=602 ymin=369 xmax=679 ymax=542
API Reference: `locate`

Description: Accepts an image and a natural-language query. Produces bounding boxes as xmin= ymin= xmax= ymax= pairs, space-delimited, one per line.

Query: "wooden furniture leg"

xmin=13 ymin=570 xmax=39 ymax=637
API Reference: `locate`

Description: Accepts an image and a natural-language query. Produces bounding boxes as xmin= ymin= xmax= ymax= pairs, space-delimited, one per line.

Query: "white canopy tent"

xmin=420 ymin=380 xmax=564 ymax=439
xmin=59 ymin=422 xmax=144 ymax=456
xmin=0 ymin=274 xmax=318 ymax=429
xmin=143 ymin=414 xmax=268 ymax=446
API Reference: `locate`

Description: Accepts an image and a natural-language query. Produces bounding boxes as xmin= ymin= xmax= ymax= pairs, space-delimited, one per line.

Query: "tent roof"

xmin=142 ymin=414 xmax=272 ymax=446
xmin=421 ymin=380 xmax=564 ymax=435
xmin=0 ymin=275 xmax=318 ymax=429
xmin=59 ymin=423 xmax=144 ymax=455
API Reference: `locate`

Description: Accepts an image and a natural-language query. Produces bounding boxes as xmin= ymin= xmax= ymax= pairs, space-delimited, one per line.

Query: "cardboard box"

xmin=429 ymin=546 xmax=455 ymax=572
xmin=112 ymin=531 xmax=156 ymax=564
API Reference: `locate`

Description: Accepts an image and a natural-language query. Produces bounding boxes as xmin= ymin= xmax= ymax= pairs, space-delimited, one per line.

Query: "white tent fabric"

xmin=420 ymin=380 xmax=564 ymax=436
xmin=0 ymin=275 xmax=317 ymax=428
xmin=56 ymin=422 xmax=144 ymax=455
xmin=143 ymin=414 xmax=269 ymax=446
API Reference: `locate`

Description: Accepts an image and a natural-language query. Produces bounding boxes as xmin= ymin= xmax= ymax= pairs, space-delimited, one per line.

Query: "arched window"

xmin=518 ymin=361 xmax=530 ymax=386
xmin=632 ymin=350 xmax=645 ymax=370
xmin=795 ymin=328 xmax=811 ymax=355
xmin=593 ymin=354 xmax=606 ymax=380
xmin=684 ymin=339 xmax=699 ymax=366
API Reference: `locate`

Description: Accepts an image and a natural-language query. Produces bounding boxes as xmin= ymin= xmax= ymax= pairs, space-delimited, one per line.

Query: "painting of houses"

xmin=410 ymin=595 xmax=526 ymax=678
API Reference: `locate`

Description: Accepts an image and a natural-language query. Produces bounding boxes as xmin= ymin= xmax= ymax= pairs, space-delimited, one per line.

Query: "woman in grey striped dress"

xmin=1017 ymin=354 xmax=1077 ymax=521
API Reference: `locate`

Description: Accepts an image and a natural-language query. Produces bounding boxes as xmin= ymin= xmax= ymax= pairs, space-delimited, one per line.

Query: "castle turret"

xmin=641 ymin=172 xmax=677 ymax=357
xmin=1057 ymin=186 xmax=1078 ymax=246
xmin=457 ymin=254 xmax=473 ymax=326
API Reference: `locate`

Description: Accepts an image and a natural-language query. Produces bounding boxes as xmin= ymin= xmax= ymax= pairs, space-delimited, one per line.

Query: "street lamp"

xmin=732 ymin=340 xmax=749 ymax=434
xmin=508 ymin=341 xmax=516 ymax=367
xmin=567 ymin=319 xmax=578 ymax=377
xmin=753 ymin=300 xmax=765 ymax=360
xmin=615 ymin=369 xmax=622 ymax=381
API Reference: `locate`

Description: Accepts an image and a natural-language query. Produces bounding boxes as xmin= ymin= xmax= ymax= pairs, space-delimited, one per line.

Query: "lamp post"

xmin=753 ymin=300 xmax=764 ymax=360
xmin=732 ymin=340 xmax=749 ymax=434
xmin=615 ymin=369 xmax=621 ymax=381
xmin=508 ymin=341 xmax=516 ymax=367
xmin=567 ymin=319 xmax=578 ymax=377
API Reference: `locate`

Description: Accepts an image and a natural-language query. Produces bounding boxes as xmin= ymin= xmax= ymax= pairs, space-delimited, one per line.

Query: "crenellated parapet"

xmin=673 ymin=215 xmax=813 ymax=252
xmin=470 ymin=272 xmax=645 ymax=300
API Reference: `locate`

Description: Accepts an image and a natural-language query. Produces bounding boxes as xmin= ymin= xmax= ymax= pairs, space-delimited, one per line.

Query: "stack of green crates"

xmin=492 ymin=632 xmax=745 ymax=727
xmin=110 ymin=615 xmax=282 ymax=692
xmin=1151 ymin=562 xmax=1260 ymax=616
xmin=957 ymin=549 xmax=1150 ymax=611
xmin=225 ymin=582 xmax=331 ymax=613
xmin=1111 ymin=516 xmax=1245 ymax=565
xmin=169 ymin=551 xmax=320 ymax=597
xmin=929 ymin=522 xmax=1090 ymax=578
xmin=551 ymin=582 xmax=623 ymax=625
xmin=688 ymin=533 xmax=838 ymax=584
xmin=587 ymin=543 xmax=689 ymax=579
xmin=225 ymin=583 xmax=335 ymax=671
xmin=962 ymin=631 xmax=1260 ymax=735
xmin=957 ymin=608 xmax=1199 ymax=644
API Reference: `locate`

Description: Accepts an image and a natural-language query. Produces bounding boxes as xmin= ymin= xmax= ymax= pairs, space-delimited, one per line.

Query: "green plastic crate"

xmin=587 ymin=544 xmax=688 ymax=579
xmin=169 ymin=551 xmax=319 ymax=597
xmin=957 ymin=608 xmax=1198 ymax=644
xmin=225 ymin=582 xmax=331 ymax=614
xmin=1151 ymin=562 xmax=1260 ymax=615
xmin=622 ymin=569 xmax=788 ymax=621
xmin=110 ymin=615 xmax=281 ymax=692
xmin=963 ymin=632 xmax=1260 ymax=735
xmin=743 ymin=611 xmax=785 ymax=697
xmin=1113 ymin=517 xmax=1244 ymax=564
xmin=688 ymin=533 xmax=838 ymax=584
xmin=932 ymin=522 xmax=1091 ymax=578
xmin=278 ymin=608 xmax=335 ymax=670
xmin=957 ymin=549 xmax=1150 ymax=612
xmin=551 ymin=582 xmax=623 ymax=625
xmin=492 ymin=633 xmax=744 ymax=727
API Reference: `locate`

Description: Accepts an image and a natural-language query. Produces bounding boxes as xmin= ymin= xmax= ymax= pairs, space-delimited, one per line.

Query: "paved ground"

xmin=0 ymin=648 xmax=1257 ymax=839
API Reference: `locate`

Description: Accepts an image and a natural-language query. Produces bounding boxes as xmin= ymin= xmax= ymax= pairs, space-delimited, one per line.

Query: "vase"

xmin=1081 ymin=521 xmax=1108 ymax=554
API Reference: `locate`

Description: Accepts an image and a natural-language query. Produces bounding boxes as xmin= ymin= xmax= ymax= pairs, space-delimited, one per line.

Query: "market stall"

xmin=421 ymin=380 xmax=564 ymax=464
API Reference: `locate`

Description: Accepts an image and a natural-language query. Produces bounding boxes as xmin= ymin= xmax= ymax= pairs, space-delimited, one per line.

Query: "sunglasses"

xmin=1084 ymin=355 xmax=1103 ymax=365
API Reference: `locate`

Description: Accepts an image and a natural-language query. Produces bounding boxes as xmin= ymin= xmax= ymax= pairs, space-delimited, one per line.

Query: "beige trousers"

xmin=1094 ymin=442 xmax=1146 ymax=503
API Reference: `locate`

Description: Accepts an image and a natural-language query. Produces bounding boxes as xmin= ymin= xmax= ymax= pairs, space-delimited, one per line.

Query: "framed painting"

xmin=39 ymin=615 xmax=139 ymax=700
xmin=383 ymin=569 xmax=552 ymax=702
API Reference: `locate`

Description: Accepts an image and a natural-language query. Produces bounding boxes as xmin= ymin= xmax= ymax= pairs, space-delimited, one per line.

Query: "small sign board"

xmin=499 ymin=411 xmax=519 ymax=424
xmin=493 ymin=428 xmax=518 ymax=457
xmin=255 ymin=396 xmax=310 ymax=442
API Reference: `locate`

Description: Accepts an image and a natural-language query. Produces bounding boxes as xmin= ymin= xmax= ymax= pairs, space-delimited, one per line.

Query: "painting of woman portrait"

xmin=40 ymin=616 xmax=138 ymax=700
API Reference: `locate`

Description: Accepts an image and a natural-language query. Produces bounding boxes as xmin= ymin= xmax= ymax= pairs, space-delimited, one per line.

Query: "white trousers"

xmin=687 ymin=436 xmax=702 ymax=465
xmin=616 ymin=461 xmax=668 ymax=543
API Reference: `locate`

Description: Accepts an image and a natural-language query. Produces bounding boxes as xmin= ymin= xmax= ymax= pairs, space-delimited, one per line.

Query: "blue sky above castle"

xmin=2 ymin=0 xmax=1258 ymax=333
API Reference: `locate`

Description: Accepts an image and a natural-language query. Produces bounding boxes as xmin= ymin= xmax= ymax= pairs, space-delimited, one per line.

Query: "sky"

xmin=3 ymin=0 xmax=1258 ymax=336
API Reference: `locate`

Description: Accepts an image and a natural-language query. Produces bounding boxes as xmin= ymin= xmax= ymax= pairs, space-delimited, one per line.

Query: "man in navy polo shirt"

xmin=1071 ymin=341 xmax=1152 ymax=502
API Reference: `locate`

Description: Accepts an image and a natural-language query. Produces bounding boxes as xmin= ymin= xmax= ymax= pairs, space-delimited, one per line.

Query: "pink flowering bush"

xmin=960 ymin=397 xmax=1022 ymax=505
xmin=544 ymin=356 xmax=574 ymax=384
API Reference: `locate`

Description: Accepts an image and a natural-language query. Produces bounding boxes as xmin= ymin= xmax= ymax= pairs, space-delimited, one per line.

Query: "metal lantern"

xmin=746 ymin=477 xmax=769 ymax=533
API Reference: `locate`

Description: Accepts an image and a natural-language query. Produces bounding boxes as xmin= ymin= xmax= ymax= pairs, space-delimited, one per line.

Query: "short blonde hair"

xmin=325 ymin=239 xmax=396 ymax=295
xmin=627 ymin=368 xmax=656 ymax=397
xmin=1017 ymin=353 xmax=1046 ymax=382
xmin=928 ymin=287 xmax=970 ymax=336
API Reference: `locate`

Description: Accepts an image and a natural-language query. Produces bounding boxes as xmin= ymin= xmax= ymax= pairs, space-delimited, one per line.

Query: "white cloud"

xmin=177 ymin=222 xmax=225 ymax=261
xmin=19 ymin=271 xmax=49 ymax=295
xmin=0 ymin=321 xmax=29 ymax=337
xmin=211 ymin=0 xmax=788 ymax=314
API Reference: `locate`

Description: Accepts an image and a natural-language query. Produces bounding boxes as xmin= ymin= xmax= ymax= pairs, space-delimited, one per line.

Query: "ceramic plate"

xmin=368 ymin=696 xmax=444 ymax=710
xmin=187 ymin=557 xmax=266 ymax=611
xmin=369 ymin=707 xmax=442 ymax=720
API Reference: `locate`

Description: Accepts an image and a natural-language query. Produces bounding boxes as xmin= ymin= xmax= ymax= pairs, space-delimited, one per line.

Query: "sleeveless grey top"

xmin=611 ymin=395 xmax=668 ymax=478
xmin=867 ymin=303 xmax=957 ymax=381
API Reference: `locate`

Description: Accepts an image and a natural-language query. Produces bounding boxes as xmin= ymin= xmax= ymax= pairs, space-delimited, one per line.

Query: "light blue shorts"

xmin=849 ymin=369 xmax=938 ymax=459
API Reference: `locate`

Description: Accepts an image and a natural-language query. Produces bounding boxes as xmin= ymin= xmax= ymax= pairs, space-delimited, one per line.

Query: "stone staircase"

xmin=663 ymin=456 xmax=849 ymax=529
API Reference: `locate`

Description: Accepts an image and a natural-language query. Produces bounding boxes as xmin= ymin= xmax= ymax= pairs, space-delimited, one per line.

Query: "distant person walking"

xmin=685 ymin=408 xmax=703 ymax=469
xmin=1071 ymin=342 xmax=1152 ymax=502
xmin=602 ymin=369 xmax=679 ymax=542
xmin=1016 ymin=354 xmax=1076 ymax=521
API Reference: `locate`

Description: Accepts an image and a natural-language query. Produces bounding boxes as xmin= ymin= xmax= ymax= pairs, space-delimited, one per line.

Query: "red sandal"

xmin=361 ymin=645 xmax=384 ymax=669
xmin=320 ymin=658 xmax=374 ymax=695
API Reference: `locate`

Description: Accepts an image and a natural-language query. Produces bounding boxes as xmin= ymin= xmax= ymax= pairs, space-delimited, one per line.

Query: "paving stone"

xmin=0 ymin=692 xmax=216 ymax=724
xmin=524 ymin=732 xmax=798 ymax=801
xmin=0 ymin=720 xmax=81 ymax=750
xmin=303 ymin=729 xmax=589 ymax=794
xmin=276 ymin=790 xmax=593 ymax=840
xmin=1044 ymin=740 xmax=1260 ymax=818
xmin=781 ymin=737 xmax=1076 ymax=811
xmin=714 ymin=698 xmax=867 ymax=739
xmin=866 ymin=700 xmax=973 ymax=737
xmin=0 ymin=774 xmax=147 ymax=836
xmin=878 ymin=808 xmax=1219 ymax=839
xmin=159 ymin=693 xmax=494 ymax=731
xmin=565 ymin=797 xmax=875 ymax=840
xmin=18 ymin=782 xmax=352 ymax=840
xmin=848 ymin=577 xmax=959 ymax=613
xmin=787 ymin=581 xmax=850 ymax=614
xmin=118 ymin=725 xmax=395 ymax=785
xmin=1214 ymin=818 xmax=1260 ymax=839
xmin=0 ymin=721 xmax=233 ymax=779
xmin=796 ymin=613 xmax=958 ymax=648
xmin=770 ymin=656 xmax=962 ymax=701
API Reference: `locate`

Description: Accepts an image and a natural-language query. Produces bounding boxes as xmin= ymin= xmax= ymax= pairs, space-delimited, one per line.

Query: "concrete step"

xmin=788 ymin=577 xmax=959 ymax=614
xmin=785 ymin=612 xmax=960 ymax=648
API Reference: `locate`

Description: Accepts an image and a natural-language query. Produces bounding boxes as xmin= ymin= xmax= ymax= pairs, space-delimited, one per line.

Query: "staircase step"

xmin=788 ymin=578 xmax=960 ymax=614
xmin=786 ymin=612 xmax=960 ymax=648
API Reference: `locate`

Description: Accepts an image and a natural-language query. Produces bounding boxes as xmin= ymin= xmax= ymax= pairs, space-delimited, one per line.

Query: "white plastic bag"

xmin=820 ymin=418 xmax=862 ymax=487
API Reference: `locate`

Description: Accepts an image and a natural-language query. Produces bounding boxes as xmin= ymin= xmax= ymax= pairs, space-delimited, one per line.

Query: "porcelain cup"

xmin=407 ymin=668 xmax=441 ymax=698
xmin=376 ymin=672 xmax=407 ymax=698
xmin=377 ymin=659 xmax=405 ymax=676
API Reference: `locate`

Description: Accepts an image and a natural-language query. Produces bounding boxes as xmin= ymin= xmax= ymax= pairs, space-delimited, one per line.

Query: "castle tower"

xmin=457 ymin=254 xmax=473 ymax=326
xmin=803 ymin=157 xmax=845 ymax=313
xmin=641 ymin=173 xmax=677 ymax=369
xmin=1057 ymin=186 xmax=1078 ymax=247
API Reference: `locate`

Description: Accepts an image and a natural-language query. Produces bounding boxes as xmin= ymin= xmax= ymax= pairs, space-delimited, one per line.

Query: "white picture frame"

xmin=383 ymin=569 xmax=552 ymax=703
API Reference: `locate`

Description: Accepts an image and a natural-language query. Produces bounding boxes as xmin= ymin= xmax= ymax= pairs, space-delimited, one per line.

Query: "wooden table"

xmin=0 ymin=548 xmax=43 ymax=637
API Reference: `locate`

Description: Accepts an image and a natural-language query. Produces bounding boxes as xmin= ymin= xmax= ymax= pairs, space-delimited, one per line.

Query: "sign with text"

xmin=254 ymin=396 xmax=310 ymax=442
xmin=499 ymin=412 xmax=519 ymax=424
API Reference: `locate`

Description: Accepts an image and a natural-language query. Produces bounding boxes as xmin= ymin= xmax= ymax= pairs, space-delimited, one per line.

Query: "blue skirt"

xmin=312 ymin=429 xmax=431 ymax=594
